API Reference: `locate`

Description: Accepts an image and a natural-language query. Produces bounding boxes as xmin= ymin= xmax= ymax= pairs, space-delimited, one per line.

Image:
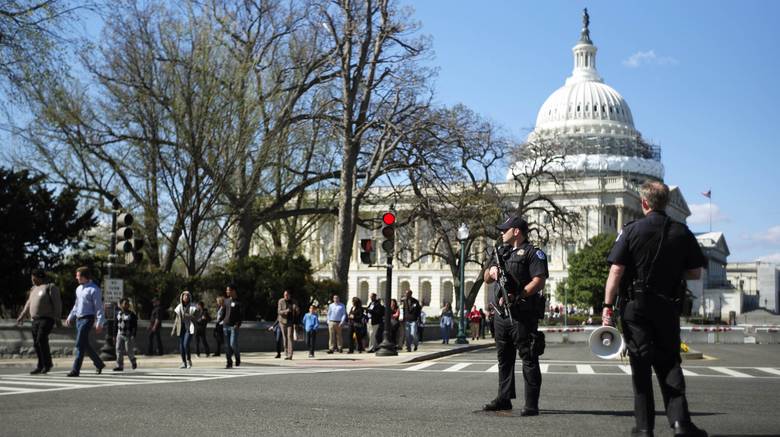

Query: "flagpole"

xmin=708 ymin=194 xmax=712 ymax=232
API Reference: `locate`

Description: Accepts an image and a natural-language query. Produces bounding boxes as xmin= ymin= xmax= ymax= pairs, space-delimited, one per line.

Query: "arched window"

xmin=441 ymin=281 xmax=453 ymax=307
xmin=359 ymin=281 xmax=369 ymax=303
xmin=421 ymin=282 xmax=432 ymax=307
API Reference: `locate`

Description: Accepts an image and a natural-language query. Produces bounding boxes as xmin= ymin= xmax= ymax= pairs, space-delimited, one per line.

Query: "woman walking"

xmin=212 ymin=296 xmax=225 ymax=357
xmin=171 ymin=291 xmax=199 ymax=368
xmin=389 ymin=299 xmax=401 ymax=346
xmin=468 ymin=305 xmax=482 ymax=341
xmin=440 ymin=303 xmax=454 ymax=344
xmin=348 ymin=297 xmax=365 ymax=353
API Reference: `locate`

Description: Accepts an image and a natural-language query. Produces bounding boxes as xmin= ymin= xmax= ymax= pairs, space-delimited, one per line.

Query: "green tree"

xmin=0 ymin=167 xmax=96 ymax=315
xmin=558 ymin=233 xmax=616 ymax=311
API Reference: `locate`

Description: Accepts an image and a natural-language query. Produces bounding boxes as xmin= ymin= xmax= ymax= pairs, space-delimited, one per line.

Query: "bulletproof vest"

xmin=501 ymin=244 xmax=537 ymax=312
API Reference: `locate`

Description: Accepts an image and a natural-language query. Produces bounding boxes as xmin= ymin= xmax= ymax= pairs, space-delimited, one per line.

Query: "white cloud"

xmin=622 ymin=50 xmax=679 ymax=68
xmin=687 ymin=203 xmax=727 ymax=226
xmin=758 ymin=252 xmax=780 ymax=263
xmin=753 ymin=225 xmax=780 ymax=245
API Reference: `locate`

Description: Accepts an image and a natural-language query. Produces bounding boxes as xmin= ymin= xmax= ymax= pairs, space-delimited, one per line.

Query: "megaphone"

xmin=589 ymin=326 xmax=625 ymax=360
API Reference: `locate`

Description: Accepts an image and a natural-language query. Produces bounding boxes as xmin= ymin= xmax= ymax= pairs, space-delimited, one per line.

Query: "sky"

xmin=403 ymin=0 xmax=780 ymax=263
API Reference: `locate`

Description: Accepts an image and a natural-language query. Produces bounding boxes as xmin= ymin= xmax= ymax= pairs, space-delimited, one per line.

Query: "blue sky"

xmin=404 ymin=0 xmax=780 ymax=263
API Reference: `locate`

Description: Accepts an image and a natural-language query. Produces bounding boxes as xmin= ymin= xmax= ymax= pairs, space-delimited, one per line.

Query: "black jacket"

xmin=367 ymin=300 xmax=385 ymax=325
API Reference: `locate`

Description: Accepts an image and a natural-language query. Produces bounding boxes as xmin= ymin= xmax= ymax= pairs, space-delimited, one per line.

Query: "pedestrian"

xmin=479 ymin=308 xmax=487 ymax=339
xmin=440 ymin=303 xmax=453 ymax=344
xmin=389 ymin=298 xmax=401 ymax=345
xmin=65 ymin=266 xmax=106 ymax=377
xmin=603 ymin=181 xmax=708 ymax=437
xmin=212 ymin=296 xmax=225 ymax=357
xmin=488 ymin=306 xmax=496 ymax=338
xmin=223 ymin=285 xmax=244 ymax=368
xmin=113 ymin=298 xmax=138 ymax=371
xmin=347 ymin=296 xmax=365 ymax=353
xmin=171 ymin=290 xmax=199 ymax=369
xmin=366 ymin=293 xmax=384 ymax=352
xmin=402 ymin=290 xmax=421 ymax=352
xmin=418 ymin=308 xmax=426 ymax=343
xmin=468 ymin=305 xmax=482 ymax=341
xmin=326 ymin=294 xmax=346 ymax=354
xmin=146 ymin=297 xmax=164 ymax=356
xmin=302 ymin=305 xmax=320 ymax=358
xmin=277 ymin=289 xmax=299 ymax=360
xmin=194 ymin=301 xmax=211 ymax=357
xmin=268 ymin=320 xmax=284 ymax=358
xmin=16 ymin=269 xmax=61 ymax=375
xmin=483 ymin=216 xmax=548 ymax=415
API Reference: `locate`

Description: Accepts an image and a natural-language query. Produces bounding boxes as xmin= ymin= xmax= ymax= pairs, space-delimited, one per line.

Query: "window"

xmin=441 ymin=281 xmax=454 ymax=307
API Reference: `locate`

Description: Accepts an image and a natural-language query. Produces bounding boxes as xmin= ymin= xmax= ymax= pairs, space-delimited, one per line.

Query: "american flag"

xmin=701 ymin=189 xmax=711 ymax=199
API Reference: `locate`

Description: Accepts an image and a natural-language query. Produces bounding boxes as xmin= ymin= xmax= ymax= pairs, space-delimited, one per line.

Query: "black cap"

xmin=496 ymin=216 xmax=529 ymax=235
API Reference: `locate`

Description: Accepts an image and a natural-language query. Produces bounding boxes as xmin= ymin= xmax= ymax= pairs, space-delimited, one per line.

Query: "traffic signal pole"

xmin=376 ymin=212 xmax=398 ymax=356
xmin=376 ymin=253 xmax=397 ymax=356
xmin=100 ymin=202 xmax=119 ymax=361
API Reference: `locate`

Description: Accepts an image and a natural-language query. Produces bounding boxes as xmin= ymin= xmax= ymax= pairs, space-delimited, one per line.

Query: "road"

xmin=0 ymin=344 xmax=778 ymax=436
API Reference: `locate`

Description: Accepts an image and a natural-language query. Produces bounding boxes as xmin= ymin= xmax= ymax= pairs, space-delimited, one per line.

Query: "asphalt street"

xmin=0 ymin=344 xmax=778 ymax=437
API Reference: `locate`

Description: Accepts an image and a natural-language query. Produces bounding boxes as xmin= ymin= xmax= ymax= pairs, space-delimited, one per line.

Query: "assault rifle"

xmin=492 ymin=242 xmax=513 ymax=323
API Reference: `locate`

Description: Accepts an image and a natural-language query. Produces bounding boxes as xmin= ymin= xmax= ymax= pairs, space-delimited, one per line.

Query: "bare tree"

xmin=319 ymin=0 xmax=433 ymax=289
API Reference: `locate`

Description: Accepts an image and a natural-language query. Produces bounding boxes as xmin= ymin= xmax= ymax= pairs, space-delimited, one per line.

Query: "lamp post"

xmin=455 ymin=223 xmax=469 ymax=344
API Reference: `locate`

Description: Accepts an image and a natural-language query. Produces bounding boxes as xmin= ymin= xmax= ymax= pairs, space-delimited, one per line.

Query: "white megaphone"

xmin=589 ymin=326 xmax=625 ymax=360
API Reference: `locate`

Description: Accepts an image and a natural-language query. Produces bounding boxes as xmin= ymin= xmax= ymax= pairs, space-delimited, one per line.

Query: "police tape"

xmin=540 ymin=327 xmax=586 ymax=333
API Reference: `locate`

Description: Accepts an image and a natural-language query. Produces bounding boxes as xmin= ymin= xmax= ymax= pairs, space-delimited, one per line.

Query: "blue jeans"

xmin=224 ymin=325 xmax=240 ymax=364
xmin=179 ymin=330 xmax=192 ymax=364
xmin=71 ymin=318 xmax=104 ymax=374
xmin=441 ymin=324 xmax=452 ymax=343
xmin=405 ymin=321 xmax=418 ymax=349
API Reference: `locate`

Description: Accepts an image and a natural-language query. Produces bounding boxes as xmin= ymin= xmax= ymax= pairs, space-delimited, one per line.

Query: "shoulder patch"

xmin=536 ymin=250 xmax=546 ymax=260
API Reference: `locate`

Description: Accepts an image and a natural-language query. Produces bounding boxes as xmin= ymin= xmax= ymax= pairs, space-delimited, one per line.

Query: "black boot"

xmin=631 ymin=428 xmax=654 ymax=437
xmin=482 ymin=398 xmax=512 ymax=411
xmin=673 ymin=421 xmax=707 ymax=437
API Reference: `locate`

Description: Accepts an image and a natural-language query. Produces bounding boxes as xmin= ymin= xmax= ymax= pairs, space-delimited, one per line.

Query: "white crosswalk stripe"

xmin=0 ymin=366 xmax=347 ymax=397
xmin=402 ymin=362 xmax=780 ymax=379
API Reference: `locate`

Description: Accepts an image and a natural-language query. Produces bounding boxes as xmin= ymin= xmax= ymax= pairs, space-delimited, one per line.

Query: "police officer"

xmin=603 ymin=181 xmax=708 ymax=437
xmin=483 ymin=216 xmax=548 ymax=415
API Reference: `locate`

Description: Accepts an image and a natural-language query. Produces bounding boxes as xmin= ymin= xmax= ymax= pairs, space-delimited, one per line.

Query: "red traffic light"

xmin=382 ymin=212 xmax=396 ymax=226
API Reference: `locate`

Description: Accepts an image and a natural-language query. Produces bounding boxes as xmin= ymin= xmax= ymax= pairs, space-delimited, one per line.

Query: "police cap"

xmin=496 ymin=216 xmax=529 ymax=235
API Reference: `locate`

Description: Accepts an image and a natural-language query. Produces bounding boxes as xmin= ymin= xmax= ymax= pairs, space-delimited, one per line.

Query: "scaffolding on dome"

xmin=550 ymin=135 xmax=661 ymax=162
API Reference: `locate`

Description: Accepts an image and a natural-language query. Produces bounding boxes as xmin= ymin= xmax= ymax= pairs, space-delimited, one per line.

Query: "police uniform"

xmin=607 ymin=210 xmax=707 ymax=435
xmin=487 ymin=239 xmax=548 ymax=413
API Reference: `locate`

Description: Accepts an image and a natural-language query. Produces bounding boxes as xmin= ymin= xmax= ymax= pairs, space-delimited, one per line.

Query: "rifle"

xmin=492 ymin=242 xmax=513 ymax=323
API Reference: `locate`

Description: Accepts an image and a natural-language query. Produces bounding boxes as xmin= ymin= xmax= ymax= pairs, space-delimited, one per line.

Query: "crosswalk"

xmin=401 ymin=361 xmax=780 ymax=379
xmin=0 ymin=366 xmax=346 ymax=397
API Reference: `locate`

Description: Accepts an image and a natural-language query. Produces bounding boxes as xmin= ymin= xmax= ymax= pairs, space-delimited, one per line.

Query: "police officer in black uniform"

xmin=483 ymin=216 xmax=548 ymax=415
xmin=603 ymin=181 xmax=708 ymax=437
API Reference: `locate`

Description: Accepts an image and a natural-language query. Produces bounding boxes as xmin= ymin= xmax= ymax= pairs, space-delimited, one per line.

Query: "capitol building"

xmin=254 ymin=12 xmax=759 ymax=318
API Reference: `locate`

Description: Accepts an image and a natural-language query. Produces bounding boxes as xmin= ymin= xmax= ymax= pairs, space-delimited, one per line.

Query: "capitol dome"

xmin=513 ymin=11 xmax=664 ymax=181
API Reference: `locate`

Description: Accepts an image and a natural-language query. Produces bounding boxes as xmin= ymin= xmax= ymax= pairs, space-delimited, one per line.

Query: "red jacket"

xmin=468 ymin=310 xmax=482 ymax=323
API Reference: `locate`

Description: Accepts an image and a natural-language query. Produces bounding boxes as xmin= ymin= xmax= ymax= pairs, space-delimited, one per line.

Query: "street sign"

xmin=104 ymin=278 xmax=124 ymax=303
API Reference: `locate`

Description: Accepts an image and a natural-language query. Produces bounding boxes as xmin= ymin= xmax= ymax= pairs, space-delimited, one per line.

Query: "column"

xmin=617 ymin=206 xmax=624 ymax=230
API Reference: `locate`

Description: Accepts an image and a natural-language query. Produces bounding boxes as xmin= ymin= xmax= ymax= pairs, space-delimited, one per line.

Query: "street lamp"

xmin=455 ymin=223 xmax=469 ymax=344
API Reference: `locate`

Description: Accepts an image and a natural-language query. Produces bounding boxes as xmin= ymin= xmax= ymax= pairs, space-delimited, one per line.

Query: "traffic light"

xmin=115 ymin=210 xmax=144 ymax=265
xmin=359 ymin=239 xmax=375 ymax=264
xmin=381 ymin=212 xmax=395 ymax=254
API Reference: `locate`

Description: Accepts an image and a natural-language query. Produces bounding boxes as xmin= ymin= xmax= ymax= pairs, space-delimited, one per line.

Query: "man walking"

xmin=326 ymin=295 xmax=346 ymax=353
xmin=65 ymin=267 xmax=106 ymax=377
xmin=147 ymin=297 xmax=164 ymax=355
xmin=223 ymin=285 xmax=243 ymax=368
xmin=16 ymin=269 xmax=62 ymax=374
xmin=366 ymin=293 xmax=384 ymax=352
xmin=402 ymin=290 xmax=421 ymax=352
xmin=277 ymin=289 xmax=299 ymax=360
xmin=603 ymin=181 xmax=708 ymax=437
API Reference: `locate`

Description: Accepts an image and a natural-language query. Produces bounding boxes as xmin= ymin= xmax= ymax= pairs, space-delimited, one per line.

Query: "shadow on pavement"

xmin=472 ymin=409 xmax=724 ymax=418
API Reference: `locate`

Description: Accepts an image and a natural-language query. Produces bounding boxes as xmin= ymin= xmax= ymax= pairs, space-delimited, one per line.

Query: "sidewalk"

xmin=0 ymin=338 xmax=496 ymax=370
